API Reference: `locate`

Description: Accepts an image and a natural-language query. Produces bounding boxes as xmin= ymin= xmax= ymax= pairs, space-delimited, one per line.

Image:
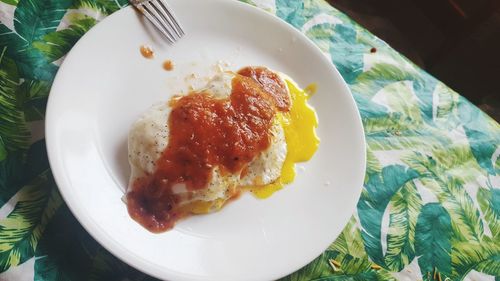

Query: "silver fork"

xmin=130 ymin=0 xmax=185 ymax=43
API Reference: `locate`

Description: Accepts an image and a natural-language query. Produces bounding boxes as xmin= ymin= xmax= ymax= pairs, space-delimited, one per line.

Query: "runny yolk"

xmin=249 ymin=80 xmax=320 ymax=198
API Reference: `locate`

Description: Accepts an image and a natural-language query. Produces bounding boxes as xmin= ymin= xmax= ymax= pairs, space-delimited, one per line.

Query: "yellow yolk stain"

xmin=304 ymin=83 xmax=317 ymax=96
xmin=251 ymin=80 xmax=320 ymax=198
xmin=180 ymin=198 xmax=228 ymax=214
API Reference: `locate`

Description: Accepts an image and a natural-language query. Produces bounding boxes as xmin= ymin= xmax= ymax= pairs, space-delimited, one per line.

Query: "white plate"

xmin=46 ymin=0 xmax=366 ymax=280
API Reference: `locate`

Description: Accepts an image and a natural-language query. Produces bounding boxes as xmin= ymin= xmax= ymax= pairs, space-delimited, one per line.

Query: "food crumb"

xmin=328 ymin=259 xmax=341 ymax=271
xmin=371 ymin=264 xmax=382 ymax=270
xmin=163 ymin=60 xmax=174 ymax=71
xmin=370 ymin=47 xmax=377 ymax=53
xmin=140 ymin=45 xmax=154 ymax=59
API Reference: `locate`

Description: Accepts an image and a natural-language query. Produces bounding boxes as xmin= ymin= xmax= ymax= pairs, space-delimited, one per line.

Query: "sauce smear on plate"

xmin=163 ymin=60 xmax=174 ymax=71
xmin=140 ymin=45 xmax=154 ymax=59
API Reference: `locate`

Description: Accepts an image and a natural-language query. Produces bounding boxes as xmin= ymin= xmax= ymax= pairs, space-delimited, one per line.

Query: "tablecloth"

xmin=0 ymin=0 xmax=499 ymax=280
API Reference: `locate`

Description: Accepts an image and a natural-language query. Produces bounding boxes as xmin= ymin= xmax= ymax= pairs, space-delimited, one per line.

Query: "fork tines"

xmin=130 ymin=0 xmax=185 ymax=43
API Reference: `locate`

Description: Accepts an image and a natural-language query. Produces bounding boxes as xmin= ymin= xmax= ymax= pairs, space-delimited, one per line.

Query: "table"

xmin=0 ymin=0 xmax=498 ymax=280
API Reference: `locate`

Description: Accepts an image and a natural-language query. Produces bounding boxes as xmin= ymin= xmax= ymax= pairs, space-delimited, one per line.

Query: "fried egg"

xmin=128 ymin=72 xmax=287 ymax=211
xmin=127 ymin=67 xmax=319 ymax=232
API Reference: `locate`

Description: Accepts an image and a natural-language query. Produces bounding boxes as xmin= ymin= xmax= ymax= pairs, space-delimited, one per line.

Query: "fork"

xmin=130 ymin=0 xmax=185 ymax=43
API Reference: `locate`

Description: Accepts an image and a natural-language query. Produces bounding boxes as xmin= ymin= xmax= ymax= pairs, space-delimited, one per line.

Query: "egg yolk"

xmin=250 ymin=80 xmax=320 ymax=198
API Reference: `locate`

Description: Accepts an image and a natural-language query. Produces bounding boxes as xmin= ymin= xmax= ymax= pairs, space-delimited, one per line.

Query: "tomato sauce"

xmin=163 ymin=60 xmax=174 ymax=71
xmin=238 ymin=67 xmax=290 ymax=111
xmin=127 ymin=67 xmax=290 ymax=232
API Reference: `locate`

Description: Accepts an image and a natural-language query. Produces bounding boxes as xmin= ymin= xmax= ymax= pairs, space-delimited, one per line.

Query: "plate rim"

xmin=45 ymin=1 xmax=367 ymax=280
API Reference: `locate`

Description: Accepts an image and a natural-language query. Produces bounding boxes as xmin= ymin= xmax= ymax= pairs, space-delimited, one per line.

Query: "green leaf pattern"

xmin=0 ymin=0 xmax=499 ymax=280
xmin=0 ymin=169 xmax=61 ymax=272
xmin=478 ymin=188 xmax=500 ymax=239
xmin=415 ymin=203 xmax=452 ymax=280
xmin=385 ymin=181 xmax=422 ymax=272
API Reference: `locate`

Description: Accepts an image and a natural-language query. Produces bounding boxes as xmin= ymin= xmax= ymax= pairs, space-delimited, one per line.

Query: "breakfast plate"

xmin=45 ymin=0 xmax=366 ymax=280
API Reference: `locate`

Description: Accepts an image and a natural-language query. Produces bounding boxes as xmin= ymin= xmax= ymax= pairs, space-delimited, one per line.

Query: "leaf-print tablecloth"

xmin=0 ymin=0 xmax=499 ymax=280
